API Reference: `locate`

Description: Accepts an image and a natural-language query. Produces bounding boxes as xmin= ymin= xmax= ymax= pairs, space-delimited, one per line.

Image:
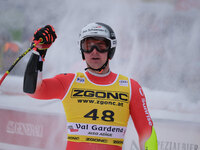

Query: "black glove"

xmin=32 ymin=25 xmax=57 ymax=60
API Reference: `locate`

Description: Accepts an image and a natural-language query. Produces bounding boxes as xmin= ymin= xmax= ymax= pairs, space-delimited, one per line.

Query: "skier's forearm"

xmin=23 ymin=52 xmax=44 ymax=94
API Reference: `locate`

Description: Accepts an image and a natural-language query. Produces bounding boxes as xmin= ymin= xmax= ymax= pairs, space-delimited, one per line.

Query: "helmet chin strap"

xmin=85 ymin=59 xmax=109 ymax=73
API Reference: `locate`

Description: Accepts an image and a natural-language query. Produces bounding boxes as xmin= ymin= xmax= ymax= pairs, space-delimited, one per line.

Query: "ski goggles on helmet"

xmin=80 ymin=37 xmax=111 ymax=53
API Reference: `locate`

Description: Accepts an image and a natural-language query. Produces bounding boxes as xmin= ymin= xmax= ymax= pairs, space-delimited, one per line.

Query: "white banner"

xmin=67 ymin=122 xmax=127 ymax=139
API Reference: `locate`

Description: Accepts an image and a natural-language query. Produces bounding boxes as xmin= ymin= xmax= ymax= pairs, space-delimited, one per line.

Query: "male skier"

xmin=23 ymin=23 xmax=158 ymax=150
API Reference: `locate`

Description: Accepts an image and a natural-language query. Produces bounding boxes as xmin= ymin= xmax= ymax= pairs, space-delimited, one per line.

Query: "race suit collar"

xmin=86 ymin=69 xmax=111 ymax=77
xmin=85 ymin=70 xmax=117 ymax=85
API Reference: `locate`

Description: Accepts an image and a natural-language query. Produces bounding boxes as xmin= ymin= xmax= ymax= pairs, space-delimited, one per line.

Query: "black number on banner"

xmin=84 ymin=109 xmax=99 ymax=120
xmin=101 ymin=110 xmax=114 ymax=122
xmin=84 ymin=109 xmax=114 ymax=122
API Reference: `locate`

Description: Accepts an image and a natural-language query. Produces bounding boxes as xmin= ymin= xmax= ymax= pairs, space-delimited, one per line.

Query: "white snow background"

xmin=0 ymin=0 xmax=200 ymax=150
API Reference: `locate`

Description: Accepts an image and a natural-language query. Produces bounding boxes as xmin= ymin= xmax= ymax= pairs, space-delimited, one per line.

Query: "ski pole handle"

xmin=0 ymin=39 xmax=42 ymax=86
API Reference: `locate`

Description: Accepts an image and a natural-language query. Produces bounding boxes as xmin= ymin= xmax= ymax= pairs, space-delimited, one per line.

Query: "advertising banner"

xmin=0 ymin=108 xmax=67 ymax=150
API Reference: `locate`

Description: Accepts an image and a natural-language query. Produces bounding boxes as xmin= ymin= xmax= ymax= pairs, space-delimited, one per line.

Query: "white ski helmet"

xmin=79 ymin=22 xmax=117 ymax=60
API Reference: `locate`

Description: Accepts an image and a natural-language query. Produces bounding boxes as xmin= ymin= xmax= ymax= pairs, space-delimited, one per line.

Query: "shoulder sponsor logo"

xmin=76 ymin=77 xmax=85 ymax=83
xmin=119 ymin=80 xmax=128 ymax=87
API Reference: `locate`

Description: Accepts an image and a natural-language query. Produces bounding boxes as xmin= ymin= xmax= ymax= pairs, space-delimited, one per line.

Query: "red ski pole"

xmin=0 ymin=39 xmax=42 ymax=86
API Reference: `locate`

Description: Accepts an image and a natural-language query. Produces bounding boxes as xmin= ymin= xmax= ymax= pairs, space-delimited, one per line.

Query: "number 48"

xmin=84 ymin=109 xmax=114 ymax=122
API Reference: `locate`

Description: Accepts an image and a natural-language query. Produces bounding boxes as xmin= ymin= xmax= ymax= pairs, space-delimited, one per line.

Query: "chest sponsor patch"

xmin=71 ymin=88 xmax=129 ymax=102
xmin=67 ymin=122 xmax=126 ymax=139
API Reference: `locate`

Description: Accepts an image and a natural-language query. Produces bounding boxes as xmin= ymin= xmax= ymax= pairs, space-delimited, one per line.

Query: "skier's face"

xmin=83 ymin=38 xmax=109 ymax=72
